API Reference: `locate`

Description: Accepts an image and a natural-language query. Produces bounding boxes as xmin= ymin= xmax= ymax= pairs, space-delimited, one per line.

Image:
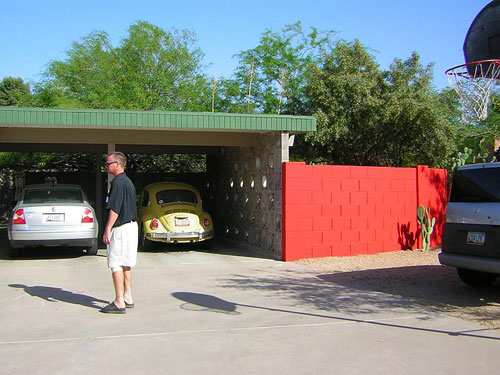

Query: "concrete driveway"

xmin=1 ymin=234 xmax=500 ymax=374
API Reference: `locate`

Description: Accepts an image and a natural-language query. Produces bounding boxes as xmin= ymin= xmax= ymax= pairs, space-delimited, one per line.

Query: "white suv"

xmin=439 ymin=163 xmax=500 ymax=287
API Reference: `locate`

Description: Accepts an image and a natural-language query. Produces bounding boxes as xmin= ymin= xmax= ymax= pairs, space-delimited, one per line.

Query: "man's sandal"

xmin=100 ymin=302 xmax=126 ymax=314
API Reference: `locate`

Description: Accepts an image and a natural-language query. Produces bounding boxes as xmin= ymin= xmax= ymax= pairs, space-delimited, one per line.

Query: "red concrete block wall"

xmin=282 ymin=162 xmax=447 ymax=261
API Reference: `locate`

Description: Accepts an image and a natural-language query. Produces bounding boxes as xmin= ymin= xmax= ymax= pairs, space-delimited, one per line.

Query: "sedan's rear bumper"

xmin=9 ymin=229 xmax=97 ymax=248
xmin=147 ymin=230 xmax=214 ymax=242
xmin=10 ymin=237 xmax=97 ymax=249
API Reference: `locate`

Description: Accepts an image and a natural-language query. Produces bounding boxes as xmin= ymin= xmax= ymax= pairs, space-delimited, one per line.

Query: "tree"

xmin=0 ymin=77 xmax=31 ymax=106
xmin=296 ymin=40 xmax=386 ymax=165
xmin=450 ymin=92 xmax=500 ymax=165
xmin=219 ymin=22 xmax=335 ymax=114
xmin=293 ymin=44 xmax=456 ymax=168
xmin=33 ymin=21 xmax=211 ymax=111
xmin=380 ymin=53 xmax=455 ymax=167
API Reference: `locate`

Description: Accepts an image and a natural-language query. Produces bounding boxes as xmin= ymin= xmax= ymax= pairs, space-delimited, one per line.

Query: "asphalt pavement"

xmin=1 ymin=236 xmax=500 ymax=374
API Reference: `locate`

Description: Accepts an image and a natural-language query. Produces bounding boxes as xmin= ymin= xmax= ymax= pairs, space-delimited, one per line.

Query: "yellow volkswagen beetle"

xmin=138 ymin=182 xmax=214 ymax=250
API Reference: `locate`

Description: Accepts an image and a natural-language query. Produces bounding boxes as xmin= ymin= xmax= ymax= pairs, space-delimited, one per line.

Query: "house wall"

xmin=282 ymin=162 xmax=448 ymax=261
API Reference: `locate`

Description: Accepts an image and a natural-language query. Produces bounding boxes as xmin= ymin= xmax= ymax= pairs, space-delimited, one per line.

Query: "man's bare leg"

xmin=112 ymin=270 xmax=125 ymax=308
xmin=123 ymin=266 xmax=133 ymax=305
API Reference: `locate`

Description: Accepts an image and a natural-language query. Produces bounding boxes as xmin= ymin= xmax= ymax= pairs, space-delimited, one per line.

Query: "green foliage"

xmin=33 ymin=21 xmax=211 ymax=111
xmin=445 ymin=93 xmax=500 ymax=170
xmin=417 ymin=205 xmax=436 ymax=251
xmin=381 ymin=53 xmax=455 ymax=167
xmin=0 ymin=152 xmax=206 ymax=174
xmin=0 ymin=152 xmax=98 ymax=171
xmin=126 ymin=154 xmax=206 ymax=173
xmin=451 ymin=147 xmax=473 ymax=168
xmin=218 ymin=22 xmax=335 ymax=114
xmin=0 ymin=77 xmax=31 ymax=106
xmin=294 ymin=45 xmax=455 ymax=167
xmin=296 ymin=40 xmax=385 ymax=164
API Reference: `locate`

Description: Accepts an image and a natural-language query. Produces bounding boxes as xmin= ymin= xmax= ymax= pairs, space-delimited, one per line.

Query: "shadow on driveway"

xmin=9 ymin=284 xmax=108 ymax=309
xmin=218 ymin=264 xmax=500 ymax=327
xmin=172 ymin=291 xmax=500 ymax=341
xmin=318 ymin=266 xmax=500 ymax=316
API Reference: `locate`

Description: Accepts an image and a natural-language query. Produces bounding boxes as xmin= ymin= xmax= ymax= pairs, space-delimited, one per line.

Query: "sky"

xmin=0 ymin=0 xmax=493 ymax=91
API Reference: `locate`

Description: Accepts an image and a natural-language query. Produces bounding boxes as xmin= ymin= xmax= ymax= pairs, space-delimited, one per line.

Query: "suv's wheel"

xmin=457 ymin=268 xmax=498 ymax=287
xmin=139 ymin=225 xmax=153 ymax=251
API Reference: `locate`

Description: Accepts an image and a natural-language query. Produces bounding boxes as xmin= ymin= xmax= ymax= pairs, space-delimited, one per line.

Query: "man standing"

xmin=100 ymin=152 xmax=138 ymax=314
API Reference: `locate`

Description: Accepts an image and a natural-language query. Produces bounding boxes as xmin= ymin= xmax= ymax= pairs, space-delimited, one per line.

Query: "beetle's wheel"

xmin=139 ymin=224 xmax=153 ymax=251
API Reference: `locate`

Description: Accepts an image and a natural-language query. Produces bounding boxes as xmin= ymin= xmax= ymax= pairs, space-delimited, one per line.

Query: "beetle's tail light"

xmin=12 ymin=209 xmax=26 ymax=225
xmin=150 ymin=218 xmax=159 ymax=229
xmin=81 ymin=208 xmax=94 ymax=223
xmin=203 ymin=218 xmax=211 ymax=227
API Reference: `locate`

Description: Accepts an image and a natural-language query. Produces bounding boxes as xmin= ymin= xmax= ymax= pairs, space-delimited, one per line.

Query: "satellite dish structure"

xmin=446 ymin=0 xmax=500 ymax=122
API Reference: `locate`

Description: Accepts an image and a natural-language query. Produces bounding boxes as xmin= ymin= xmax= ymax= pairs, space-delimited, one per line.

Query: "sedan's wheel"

xmin=86 ymin=239 xmax=98 ymax=256
xmin=139 ymin=225 xmax=153 ymax=251
xmin=8 ymin=243 xmax=20 ymax=258
xmin=457 ymin=268 xmax=498 ymax=287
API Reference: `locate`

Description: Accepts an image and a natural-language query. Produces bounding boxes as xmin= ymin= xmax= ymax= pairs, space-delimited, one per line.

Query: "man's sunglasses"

xmin=104 ymin=161 xmax=118 ymax=167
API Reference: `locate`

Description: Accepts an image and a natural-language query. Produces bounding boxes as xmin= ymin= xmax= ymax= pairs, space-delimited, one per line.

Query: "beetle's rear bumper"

xmin=146 ymin=231 xmax=214 ymax=242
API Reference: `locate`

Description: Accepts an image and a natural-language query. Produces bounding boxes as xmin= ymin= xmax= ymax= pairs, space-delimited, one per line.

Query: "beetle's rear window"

xmin=156 ymin=189 xmax=197 ymax=205
xmin=24 ymin=188 xmax=84 ymax=204
xmin=450 ymin=167 xmax=500 ymax=202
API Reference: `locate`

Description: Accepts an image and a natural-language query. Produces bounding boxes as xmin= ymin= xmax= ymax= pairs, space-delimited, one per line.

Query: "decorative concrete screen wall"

xmin=208 ymin=132 xmax=288 ymax=259
xmin=282 ymin=162 xmax=448 ymax=261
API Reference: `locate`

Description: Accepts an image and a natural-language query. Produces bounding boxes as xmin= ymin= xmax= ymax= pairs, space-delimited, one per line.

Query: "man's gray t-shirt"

xmin=106 ymin=172 xmax=137 ymax=228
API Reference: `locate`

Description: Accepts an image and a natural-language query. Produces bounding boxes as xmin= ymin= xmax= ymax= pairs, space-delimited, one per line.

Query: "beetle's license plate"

xmin=467 ymin=231 xmax=485 ymax=245
xmin=43 ymin=213 xmax=64 ymax=223
xmin=175 ymin=218 xmax=189 ymax=226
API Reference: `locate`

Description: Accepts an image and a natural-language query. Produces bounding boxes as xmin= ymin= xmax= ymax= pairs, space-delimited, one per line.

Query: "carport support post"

xmin=281 ymin=132 xmax=291 ymax=162
xmin=107 ymin=144 xmax=116 ymax=191
xmin=95 ymin=154 xmax=103 ymax=238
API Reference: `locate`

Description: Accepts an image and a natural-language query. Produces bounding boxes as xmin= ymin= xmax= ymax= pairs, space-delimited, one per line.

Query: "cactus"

xmin=417 ymin=205 xmax=436 ymax=251
xmin=451 ymin=147 xmax=470 ymax=169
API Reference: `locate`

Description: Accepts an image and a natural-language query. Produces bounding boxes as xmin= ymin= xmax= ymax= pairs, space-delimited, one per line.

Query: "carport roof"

xmin=0 ymin=107 xmax=316 ymax=132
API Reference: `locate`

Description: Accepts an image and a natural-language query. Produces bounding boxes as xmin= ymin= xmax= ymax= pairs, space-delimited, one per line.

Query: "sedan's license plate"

xmin=175 ymin=218 xmax=189 ymax=226
xmin=43 ymin=213 xmax=64 ymax=223
xmin=467 ymin=231 xmax=485 ymax=245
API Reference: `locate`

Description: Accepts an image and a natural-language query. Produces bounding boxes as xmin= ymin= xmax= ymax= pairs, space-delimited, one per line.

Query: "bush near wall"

xmin=282 ymin=162 xmax=447 ymax=261
xmin=0 ymin=170 xmax=14 ymax=223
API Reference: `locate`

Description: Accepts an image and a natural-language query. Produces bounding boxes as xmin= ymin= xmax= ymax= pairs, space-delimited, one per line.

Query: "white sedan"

xmin=8 ymin=183 xmax=99 ymax=257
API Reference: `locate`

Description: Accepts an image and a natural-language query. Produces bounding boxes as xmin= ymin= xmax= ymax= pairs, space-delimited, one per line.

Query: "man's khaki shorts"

xmin=107 ymin=221 xmax=138 ymax=269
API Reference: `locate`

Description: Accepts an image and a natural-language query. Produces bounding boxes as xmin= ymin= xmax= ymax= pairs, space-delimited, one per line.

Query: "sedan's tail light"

xmin=150 ymin=218 xmax=159 ymax=229
xmin=203 ymin=218 xmax=211 ymax=227
xmin=12 ymin=209 xmax=26 ymax=225
xmin=81 ymin=208 xmax=94 ymax=223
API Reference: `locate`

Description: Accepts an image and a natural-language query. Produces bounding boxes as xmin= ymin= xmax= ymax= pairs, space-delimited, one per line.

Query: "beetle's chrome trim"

xmin=146 ymin=231 xmax=214 ymax=241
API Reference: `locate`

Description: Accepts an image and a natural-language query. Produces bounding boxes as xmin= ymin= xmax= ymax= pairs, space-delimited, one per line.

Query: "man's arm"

xmin=102 ymin=209 xmax=119 ymax=245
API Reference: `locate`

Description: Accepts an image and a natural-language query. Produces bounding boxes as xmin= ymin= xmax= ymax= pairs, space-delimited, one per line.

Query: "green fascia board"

xmin=0 ymin=107 xmax=316 ymax=132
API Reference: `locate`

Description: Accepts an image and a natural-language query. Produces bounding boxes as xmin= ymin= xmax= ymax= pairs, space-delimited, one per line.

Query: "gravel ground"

xmin=295 ymin=249 xmax=500 ymax=328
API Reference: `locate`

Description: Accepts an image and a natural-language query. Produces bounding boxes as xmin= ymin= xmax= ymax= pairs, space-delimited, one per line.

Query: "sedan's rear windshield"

xmin=156 ymin=189 xmax=197 ymax=205
xmin=23 ymin=188 xmax=84 ymax=204
xmin=450 ymin=167 xmax=500 ymax=202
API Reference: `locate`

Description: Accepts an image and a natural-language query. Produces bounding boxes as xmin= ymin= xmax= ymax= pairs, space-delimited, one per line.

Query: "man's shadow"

xmin=9 ymin=284 xmax=108 ymax=310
